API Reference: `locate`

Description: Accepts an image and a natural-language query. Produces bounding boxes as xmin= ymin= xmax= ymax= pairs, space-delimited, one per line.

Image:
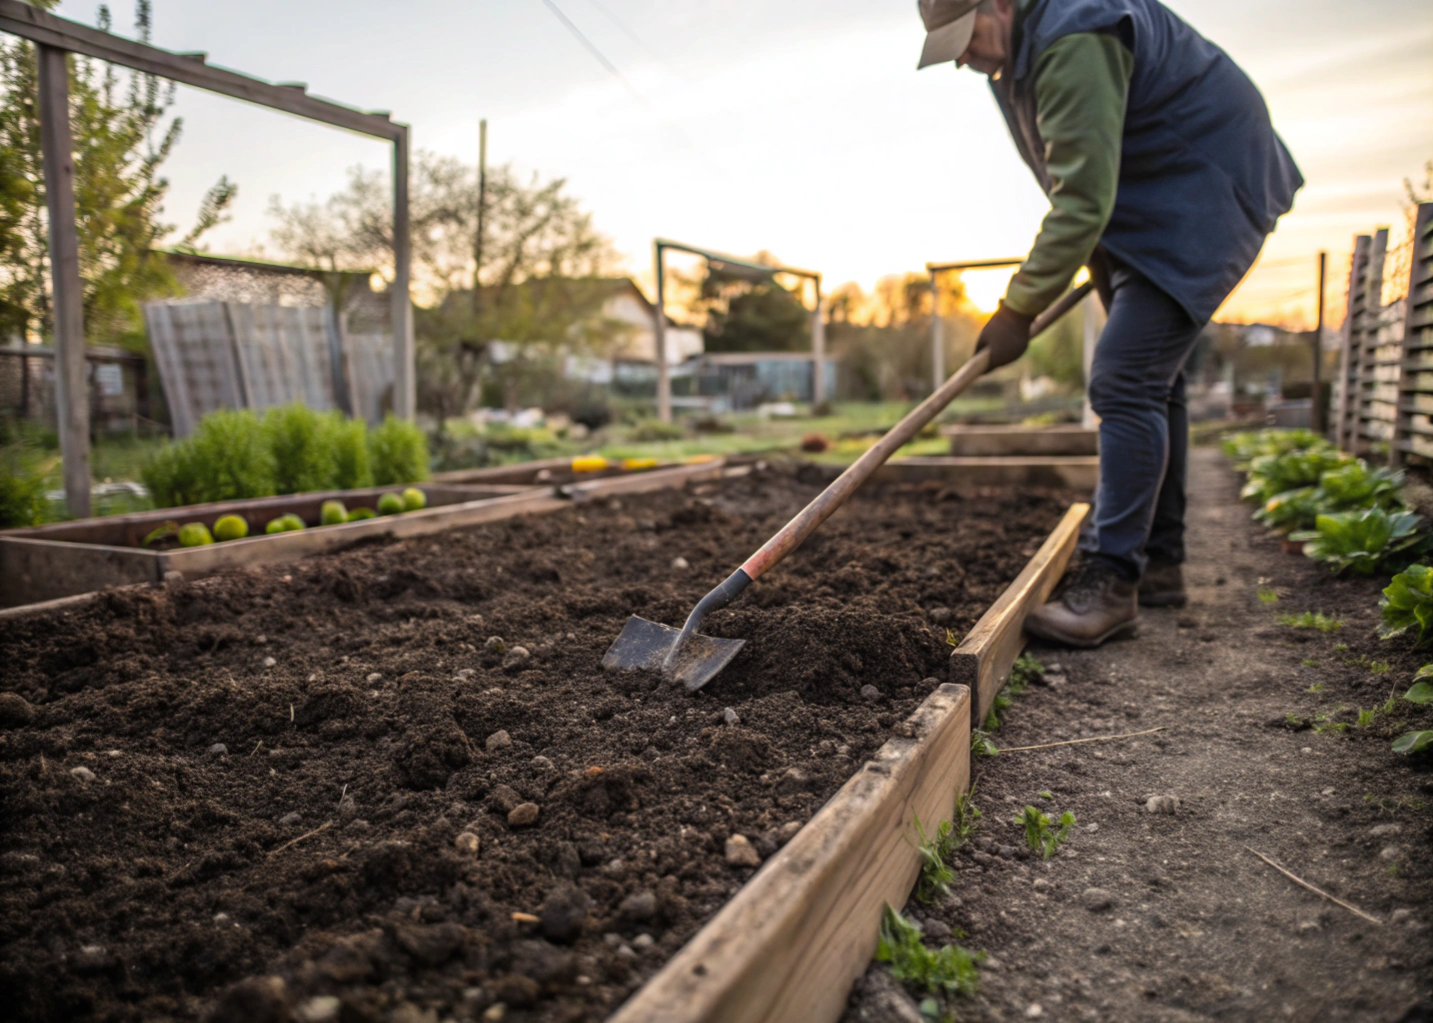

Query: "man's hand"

xmin=974 ymin=302 xmax=1035 ymax=371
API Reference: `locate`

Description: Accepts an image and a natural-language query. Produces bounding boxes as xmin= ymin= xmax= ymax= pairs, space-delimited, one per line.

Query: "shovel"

xmin=602 ymin=281 xmax=1095 ymax=691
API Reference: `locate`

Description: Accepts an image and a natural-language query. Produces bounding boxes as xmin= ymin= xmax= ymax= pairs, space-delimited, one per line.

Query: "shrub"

xmin=142 ymin=409 xmax=275 ymax=508
xmin=263 ymin=404 xmax=336 ymax=495
xmin=369 ymin=414 xmax=430 ymax=486
xmin=328 ymin=413 xmax=373 ymax=490
xmin=1223 ymin=428 xmax=1331 ymax=468
xmin=0 ymin=441 xmax=51 ymax=528
xmin=629 ymin=418 xmax=685 ymax=443
xmin=1380 ymin=565 xmax=1433 ymax=648
xmin=1291 ymin=508 xmax=1424 ymax=575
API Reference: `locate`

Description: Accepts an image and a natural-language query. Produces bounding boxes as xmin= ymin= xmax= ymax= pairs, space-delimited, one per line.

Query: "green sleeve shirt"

xmin=1002 ymin=32 xmax=1134 ymax=318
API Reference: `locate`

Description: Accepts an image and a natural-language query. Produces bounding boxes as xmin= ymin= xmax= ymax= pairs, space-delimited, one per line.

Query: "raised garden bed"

xmin=942 ymin=424 xmax=1098 ymax=458
xmin=0 ymin=465 xmax=1081 ymax=1023
xmin=0 ymin=463 xmax=727 ymax=610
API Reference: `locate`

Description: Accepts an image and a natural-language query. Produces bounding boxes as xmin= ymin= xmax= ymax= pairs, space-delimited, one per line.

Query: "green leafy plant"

xmin=1240 ymin=448 xmax=1350 ymax=506
xmin=327 ymin=412 xmax=373 ymax=490
xmin=1254 ymin=487 xmax=1322 ymax=532
xmin=952 ymin=791 xmax=982 ymax=845
xmin=1276 ymin=611 xmax=1344 ymax=633
xmin=913 ymin=817 xmax=956 ymax=906
xmin=1017 ymin=804 xmax=1075 ymax=859
xmin=1291 ymin=508 xmax=1424 ymax=575
xmin=1223 ymin=429 xmax=1331 ymax=469
xmin=1379 ymin=565 xmax=1433 ymax=648
xmin=875 ymin=906 xmax=984 ymax=1000
xmin=141 ymin=409 xmax=276 ymax=508
xmin=263 ymin=403 xmax=336 ymax=495
xmin=1009 ymin=652 xmax=1044 ymax=690
xmin=0 ymin=440 xmax=52 ymax=528
xmin=1405 ymin=666 xmax=1433 ymax=704
xmin=1258 ymin=588 xmax=1281 ymax=605
xmin=369 ymin=413 xmax=430 ymax=486
xmin=970 ymin=729 xmax=998 ymax=757
xmin=1316 ymin=461 xmax=1405 ymax=513
xmin=1392 ymin=730 xmax=1433 ymax=755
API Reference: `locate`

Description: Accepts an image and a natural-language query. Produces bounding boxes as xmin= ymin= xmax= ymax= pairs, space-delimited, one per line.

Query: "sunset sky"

xmin=52 ymin=0 xmax=1433 ymax=327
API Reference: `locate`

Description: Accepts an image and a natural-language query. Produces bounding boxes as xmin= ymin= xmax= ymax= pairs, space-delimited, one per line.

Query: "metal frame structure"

xmin=925 ymin=257 xmax=1022 ymax=392
xmin=653 ymin=239 xmax=825 ymax=422
xmin=0 ymin=0 xmax=413 ymax=516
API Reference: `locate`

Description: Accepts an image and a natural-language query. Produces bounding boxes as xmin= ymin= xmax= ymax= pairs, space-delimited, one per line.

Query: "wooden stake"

xmin=1244 ymin=846 xmax=1382 ymax=925
xmin=999 ymin=726 xmax=1165 ymax=753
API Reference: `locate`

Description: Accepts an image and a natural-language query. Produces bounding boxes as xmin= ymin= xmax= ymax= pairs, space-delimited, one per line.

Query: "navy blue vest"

xmin=992 ymin=0 xmax=1303 ymax=324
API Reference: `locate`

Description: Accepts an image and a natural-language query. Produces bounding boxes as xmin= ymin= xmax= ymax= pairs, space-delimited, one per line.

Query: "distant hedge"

xmin=142 ymin=406 xmax=429 ymax=509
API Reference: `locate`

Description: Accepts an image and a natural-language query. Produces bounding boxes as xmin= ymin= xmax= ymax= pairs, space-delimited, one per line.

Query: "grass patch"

xmin=1277 ymin=611 xmax=1344 ymax=632
xmin=1307 ymin=682 xmax=1324 ymax=693
xmin=1257 ymin=587 xmax=1281 ymax=604
xmin=876 ymin=906 xmax=984 ymax=1003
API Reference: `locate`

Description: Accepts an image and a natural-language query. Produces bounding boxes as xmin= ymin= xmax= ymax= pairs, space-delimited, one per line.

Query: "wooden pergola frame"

xmin=653 ymin=238 xmax=825 ymax=422
xmin=925 ymin=256 xmax=1022 ymax=392
xmin=0 ymin=0 xmax=414 ymax=516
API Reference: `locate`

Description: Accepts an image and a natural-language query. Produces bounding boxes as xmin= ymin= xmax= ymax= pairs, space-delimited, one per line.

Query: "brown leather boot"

xmin=1026 ymin=562 xmax=1139 ymax=648
xmin=1139 ymin=559 xmax=1187 ymax=608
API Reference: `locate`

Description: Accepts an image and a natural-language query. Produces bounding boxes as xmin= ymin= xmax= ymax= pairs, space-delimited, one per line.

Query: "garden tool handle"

xmin=738 ymin=281 xmax=1095 ymax=583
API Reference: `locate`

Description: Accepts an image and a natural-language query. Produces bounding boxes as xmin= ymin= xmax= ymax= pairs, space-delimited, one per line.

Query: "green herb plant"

xmin=913 ymin=817 xmax=957 ymax=906
xmin=1017 ymin=804 xmax=1075 ymax=859
xmin=875 ymin=905 xmax=984 ymax=1005
xmin=1291 ymin=508 xmax=1424 ymax=575
xmin=1380 ymin=565 xmax=1433 ymax=648
xmin=1257 ymin=588 xmax=1281 ymax=605
xmin=1392 ymin=664 xmax=1433 ymax=755
xmin=970 ymin=729 xmax=998 ymax=757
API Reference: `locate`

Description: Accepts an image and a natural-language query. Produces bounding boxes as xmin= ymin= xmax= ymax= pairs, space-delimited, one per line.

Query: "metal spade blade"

xmin=601 ymin=614 xmax=747 ymax=692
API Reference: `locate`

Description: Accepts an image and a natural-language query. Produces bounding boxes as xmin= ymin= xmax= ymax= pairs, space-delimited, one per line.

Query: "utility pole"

xmin=1313 ymin=250 xmax=1327 ymax=434
xmin=929 ymin=271 xmax=944 ymax=393
xmin=654 ymin=241 xmax=670 ymax=423
xmin=811 ymin=276 xmax=826 ymax=408
xmin=473 ymin=118 xmax=487 ymax=316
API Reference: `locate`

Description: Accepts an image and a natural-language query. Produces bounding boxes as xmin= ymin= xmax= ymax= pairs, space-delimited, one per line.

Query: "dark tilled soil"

xmin=845 ymin=448 xmax=1433 ymax=1023
xmin=0 ymin=465 xmax=1075 ymax=1023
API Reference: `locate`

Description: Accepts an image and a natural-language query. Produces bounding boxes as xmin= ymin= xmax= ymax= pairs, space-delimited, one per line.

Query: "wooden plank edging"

xmin=949 ymin=502 xmax=1090 ymax=726
xmin=609 ymin=500 xmax=1089 ymax=1023
xmin=608 ymin=684 xmax=971 ymax=1023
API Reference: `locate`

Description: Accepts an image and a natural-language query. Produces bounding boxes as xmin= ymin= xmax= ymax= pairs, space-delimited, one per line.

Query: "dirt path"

xmin=847 ymin=447 xmax=1433 ymax=1023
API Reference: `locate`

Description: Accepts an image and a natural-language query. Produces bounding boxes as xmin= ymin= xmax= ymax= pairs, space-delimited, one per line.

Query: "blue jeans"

xmin=1084 ymin=255 xmax=1205 ymax=581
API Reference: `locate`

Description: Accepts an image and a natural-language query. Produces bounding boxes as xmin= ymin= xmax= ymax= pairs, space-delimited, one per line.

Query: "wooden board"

xmin=948 ymin=502 xmax=1089 ymax=726
xmin=0 ymin=537 xmax=161 ymax=607
xmin=942 ymin=424 xmax=1098 ymax=457
xmin=608 ymin=683 xmax=971 ymax=1023
xmin=561 ymin=461 xmax=727 ymax=499
xmin=868 ymin=456 xmax=1099 ymax=490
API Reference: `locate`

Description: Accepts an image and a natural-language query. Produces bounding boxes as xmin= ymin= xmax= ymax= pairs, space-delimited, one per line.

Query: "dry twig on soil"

xmin=1244 ymin=846 xmax=1383 ymax=925
xmin=998 ymin=727 xmax=1166 ymax=753
xmin=268 ymin=820 xmax=333 ymax=857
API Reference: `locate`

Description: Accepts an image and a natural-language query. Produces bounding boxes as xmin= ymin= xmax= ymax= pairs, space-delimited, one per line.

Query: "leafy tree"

xmin=267 ymin=152 xmax=620 ymax=417
xmin=0 ymin=0 xmax=236 ymax=349
xmin=697 ymin=254 xmax=811 ymax=354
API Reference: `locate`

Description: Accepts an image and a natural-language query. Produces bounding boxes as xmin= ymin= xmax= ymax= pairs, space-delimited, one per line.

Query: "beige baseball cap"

xmin=917 ymin=0 xmax=980 ymax=69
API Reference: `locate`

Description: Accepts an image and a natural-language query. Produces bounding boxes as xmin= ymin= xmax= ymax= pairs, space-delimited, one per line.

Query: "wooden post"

xmin=1312 ymin=251 xmax=1326 ymax=434
xmin=930 ymin=272 xmax=944 ymax=393
xmin=472 ymin=118 xmax=487 ymax=317
xmin=391 ymin=125 xmax=415 ymax=420
xmin=1352 ymin=229 xmax=1389 ymax=455
xmin=1334 ymin=235 xmax=1371 ymax=452
xmin=811 ymin=277 xmax=825 ymax=407
xmin=36 ymin=43 xmax=90 ymax=518
xmin=1390 ymin=203 xmax=1433 ymax=466
xmin=654 ymin=240 xmax=670 ymax=423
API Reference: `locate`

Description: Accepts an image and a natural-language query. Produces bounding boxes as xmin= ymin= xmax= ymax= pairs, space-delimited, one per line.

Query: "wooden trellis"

xmin=1332 ymin=204 xmax=1433 ymax=464
xmin=1391 ymin=203 xmax=1433 ymax=466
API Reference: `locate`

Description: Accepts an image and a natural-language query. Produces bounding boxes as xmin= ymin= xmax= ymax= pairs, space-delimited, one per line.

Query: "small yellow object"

xmin=571 ymin=455 xmax=609 ymax=473
xmin=511 ymin=912 xmax=540 ymax=924
xmin=683 ymin=454 xmax=717 ymax=464
xmin=620 ymin=457 xmax=658 ymax=472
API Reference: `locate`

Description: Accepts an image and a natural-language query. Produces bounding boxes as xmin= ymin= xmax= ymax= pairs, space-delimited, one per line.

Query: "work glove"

xmin=974 ymin=301 xmax=1035 ymax=372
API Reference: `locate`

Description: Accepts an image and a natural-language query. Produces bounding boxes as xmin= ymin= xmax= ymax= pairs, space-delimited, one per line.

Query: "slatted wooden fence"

xmin=1332 ymin=204 xmax=1433 ymax=463
xmin=144 ymin=300 xmax=394 ymax=434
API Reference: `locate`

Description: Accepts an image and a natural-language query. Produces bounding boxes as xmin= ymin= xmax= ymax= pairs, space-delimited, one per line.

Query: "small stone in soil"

xmin=531 ymin=755 xmax=554 ymax=770
xmin=538 ymin=883 xmax=591 ymax=943
xmin=366 ymin=673 xmax=382 ymax=684
xmin=632 ymin=933 xmax=655 ymax=950
xmin=778 ymin=821 xmax=803 ymax=843
xmin=1390 ymin=909 xmax=1414 ymax=925
xmin=0 ymin=692 xmax=35 ymax=728
xmin=725 ymin=834 xmax=761 ymax=868
xmin=486 ymin=730 xmax=513 ymax=752
xmin=1379 ymin=845 xmax=1404 ymax=862
xmin=278 ymin=812 xmax=302 ymax=826
xmin=777 ymin=767 xmax=814 ymax=795
xmin=298 ymin=995 xmax=341 ymax=1023
xmin=723 ymin=707 xmax=740 ymax=726
xmin=927 ymin=606 xmax=952 ymax=624
xmin=923 ymin=919 xmax=952 ymax=941
xmin=69 ymin=766 xmax=96 ymax=783
xmin=502 ymin=647 xmax=530 ymax=669
xmin=1082 ymin=888 xmax=1115 ymax=912
xmin=1370 ymin=823 xmax=1403 ymax=837
xmin=485 ymin=636 xmax=507 ymax=655
xmin=1145 ymin=795 xmax=1180 ymax=814
xmin=672 ymin=557 xmax=690 ymax=570
xmin=454 ymin=832 xmax=481 ymax=854
xmin=209 ymin=743 xmax=228 ymax=755
xmin=860 ymin=685 xmax=881 ymax=701
xmin=618 ymin=889 xmax=658 ymax=924
xmin=262 ymin=656 xmax=277 ymax=668
xmin=455 ymin=668 xmax=475 ymax=680
xmin=508 ymin=802 xmax=540 ymax=827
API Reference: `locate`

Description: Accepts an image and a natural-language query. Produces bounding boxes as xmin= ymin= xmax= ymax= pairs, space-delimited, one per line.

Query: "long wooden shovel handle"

xmin=739 ymin=281 xmax=1095 ymax=582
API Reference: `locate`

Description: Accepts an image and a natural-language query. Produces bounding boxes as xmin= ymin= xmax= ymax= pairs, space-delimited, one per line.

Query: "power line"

xmin=538 ymin=0 xmax=648 ymax=108
xmin=583 ymin=0 xmax=665 ymax=65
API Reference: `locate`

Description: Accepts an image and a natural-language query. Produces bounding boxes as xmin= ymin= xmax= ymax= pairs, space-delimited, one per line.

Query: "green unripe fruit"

xmin=321 ymin=500 xmax=348 ymax=526
xmin=265 ymin=516 xmax=287 ymax=534
xmin=279 ymin=513 xmax=306 ymax=531
xmin=401 ymin=487 xmax=427 ymax=511
xmin=178 ymin=522 xmax=214 ymax=547
xmin=213 ymin=514 xmax=248 ymax=541
xmin=347 ymin=507 xmax=377 ymax=522
xmin=377 ymin=492 xmax=405 ymax=515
